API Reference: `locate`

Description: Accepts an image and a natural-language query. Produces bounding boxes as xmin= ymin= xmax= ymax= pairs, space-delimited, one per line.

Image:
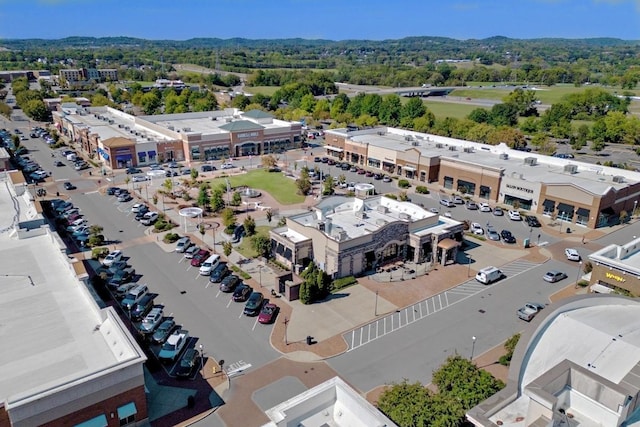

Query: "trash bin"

xmin=566 ymin=227 xmax=571 ymax=234
xmin=306 ymin=335 xmax=313 ymax=345
xmin=523 ymin=238 xmax=530 ymax=248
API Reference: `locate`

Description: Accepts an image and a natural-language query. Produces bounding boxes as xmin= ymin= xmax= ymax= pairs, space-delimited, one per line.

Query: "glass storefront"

xmin=503 ymin=194 xmax=532 ymax=210
xmin=479 ymin=185 xmax=491 ymax=199
xmin=191 ymin=146 xmax=200 ymax=160
xmin=457 ymin=179 xmax=476 ymax=196
xmin=443 ymin=176 xmax=454 ymax=189
xmin=203 ymin=146 xmax=230 ymax=161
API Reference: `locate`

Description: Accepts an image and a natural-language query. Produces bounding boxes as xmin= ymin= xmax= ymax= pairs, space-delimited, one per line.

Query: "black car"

xmin=106 ymin=187 xmax=120 ymax=195
xmin=175 ymin=348 xmax=200 ymax=378
xmin=243 ymin=292 xmax=264 ymax=316
xmin=134 ymin=208 xmax=149 ymax=221
xmin=63 ymin=182 xmax=76 ymax=190
xmin=501 ymin=229 xmax=517 ymax=244
xmin=126 ymin=167 xmax=143 ymax=174
xmin=200 ymin=164 xmax=216 ymax=172
xmin=152 ymin=319 xmax=178 ymax=344
xmin=209 ymin=263 xmax=229 ymax=283
xmin=108 ymin=267 xmax=136 ymax=287
xmin=165 ymin=169 xmax=178 ymax=177
xmin=525 ymin=215 xmax=541 ymax=227
xmin=233 ymin=284 xmax=252 ymax=302
xmin=313 ymin=157 xmax=321 ymax=163
xmin=220 ymin=274 xmax=241 ymax=292
xmin=373 ymin=173 xmax=383 ymax=180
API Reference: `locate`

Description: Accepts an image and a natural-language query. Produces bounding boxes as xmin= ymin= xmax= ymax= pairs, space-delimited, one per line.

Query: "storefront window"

xmin=137 ymin=152 xmax=146 ymax=164
xmin=368 ymin=158 xmax=381 ymax=168
xmin=479 ymin=185 xmax=491 ymax=199
xmin=191 ymin=146 xmax=201 ymax=160
xmin=457 ymin=179 xmax=476 ymax=196
xmin=503 ymin=195 xmax=532 ymax=210
xmin=443 ymin=176 xmax=454 ymax=189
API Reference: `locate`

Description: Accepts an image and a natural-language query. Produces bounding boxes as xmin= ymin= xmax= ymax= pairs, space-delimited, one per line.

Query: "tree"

xmin=266 ymin=209 xmax=273 ymax=223
xmin=468 ymin=107 xmax=490 ymax=124
xmin=162 ymin=178 xmax=173 ymax=195
xmin=323 ymin=176 xmax=334 ymax=195
xmin=261 ymin=154 xmax=278 ymax=170
xmin=299 ymin=281 xmax=311 ymax=304
xmin=221 ymin=207 xmax=236 ymax=229
xmin=296 ymin=176 xmax=312 ymax=195
xmin=379 ymin=94 xmax=402 ymax=126
xmin=251 ymin=234 xmax=271 ymax=258
xmin=197 ymin=184 xmax=210 ymax=208
xmin=502 ymin=88 xmax=538 ymax=117
xmin=401 ymin=97 xmax=426 ymax=121
xmin=377 ymin=380 xmax=433 ymax=427
xmin=488 ymin=103 xmax=519 ymax=127
xmin=210 ymin=188 xmax=225 ymax=213
xmin=231 ymin=191 xmax=242 ymax=206
xmin=22 ymin=99 xmax=49 ymax=121
xmin=190 ymin=168 xmax=199 ymax=181
xmin=243 ymin=215 xmax=256 ymax=236
xmin=222 ymin=241 xmax=233 ymax=257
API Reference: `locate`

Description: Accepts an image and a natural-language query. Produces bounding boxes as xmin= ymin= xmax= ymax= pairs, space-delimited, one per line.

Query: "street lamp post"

xmin=575 ymin=261 xmax=583 ymax=288
xmin=199 ymin=344 xmax=204 ymax=373
xmin=467 ymin=254 xmax=472 ymax=277
xmin=258 ymin=264 xmax=263 ymax=288
xmin=634 ymin=200 xmax=638 ymax=218
xmin=284 ymin=317 xmax=289 ymax=345
xmin=374 ymin=290 xmax=379 ymax=316
xmin=471 ymin=336 xmax=477 ymax=360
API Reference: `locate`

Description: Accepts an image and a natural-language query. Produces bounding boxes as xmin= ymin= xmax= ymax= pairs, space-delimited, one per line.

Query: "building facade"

xmin=324 ymin=127 xmax=640 ymax=229
xmin=588 ymin=237 xmax=640 ymax=296
xmin=270 ymin=184 xmax=464 ymax=279
xmin=53 ymin=107 xmax=302 ymax=170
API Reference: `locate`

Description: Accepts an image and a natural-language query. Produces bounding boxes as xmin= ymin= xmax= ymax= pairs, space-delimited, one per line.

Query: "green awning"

xmin=117 ymin=402 xmax=137 ymax=419
xmin=74 ymin=414 xmax=108 ymax=427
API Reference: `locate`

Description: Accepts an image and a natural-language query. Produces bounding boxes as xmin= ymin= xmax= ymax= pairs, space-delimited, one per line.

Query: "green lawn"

xmin=246 ymin=86 xmax=280 ymax=96
xmin=423 ymin=100 xmax=487 ymax=120
xmin=235 ymin=225 xmax=271 ymax=259
xmin=207 ymin=169 xmax=305 ymax=205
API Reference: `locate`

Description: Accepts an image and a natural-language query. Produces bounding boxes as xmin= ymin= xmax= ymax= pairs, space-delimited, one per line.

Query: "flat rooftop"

xmin=589 ymin=236 xmax=640 ymax=274
xmin=336 ymin=127 xmax=639 ymax=196
xmin=0 ymin=175 xmax=145 ymax=408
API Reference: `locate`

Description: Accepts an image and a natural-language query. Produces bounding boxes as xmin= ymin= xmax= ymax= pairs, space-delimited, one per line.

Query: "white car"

xmin=479 ymin=203 xmax=491 ymax=212
xmin=103 ymin=250 xmax=123 ymax=267
xmin=470 ymin=222 xmax=484 ymax=235
xmin=131 ymin=203 xmax=147 ymax=213
xmin=452 ymin=196 xmax=464 ymax=204
xmin=565 ymin=248 xmax=581 ymax=261
xmin=132 ymin=175 xmax=149 ymax=182
xmin=140 ymin=212 xmax=159 ymax=226
xmin=440 ymin=199 xmax=455 ymax=207
xmin=508 ymin=210 xmax=522 ymax=221
xmin=158 ymin=329 xmax=189 ymax=362
xmin=221 ymin=163 xmax=235 ymax=169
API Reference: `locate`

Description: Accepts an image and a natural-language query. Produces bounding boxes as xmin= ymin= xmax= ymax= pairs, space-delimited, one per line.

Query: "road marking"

xmin=226 ymin=298 xmax=232 ymax=308
xmin=215 ymin=289 xmax=221 ymax=298
xmin=345 ymin=259 xmax=540 ymax=352
xmin=195 ymin=273 xmax=201 ymax=280
xmin=252 ymin=319 xmax=259 ymax=331
xmin=238 ymin=310 xmax=244 ymax=319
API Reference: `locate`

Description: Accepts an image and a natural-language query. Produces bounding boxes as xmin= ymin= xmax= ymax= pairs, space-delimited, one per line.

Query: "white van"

xmin=121 ymin=284 xmax=149 ymax=310
xmin=199 ymin=254 xmax=220 ymax=276
xmin=66 ymin=153 xmax=78 ymax=161
xmin=475 ymin=266 xmax=504 ymax=285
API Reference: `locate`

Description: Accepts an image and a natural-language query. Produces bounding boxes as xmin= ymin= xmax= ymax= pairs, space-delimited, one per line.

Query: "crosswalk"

xmin=343 ymin=259 xmax=539 ymax=352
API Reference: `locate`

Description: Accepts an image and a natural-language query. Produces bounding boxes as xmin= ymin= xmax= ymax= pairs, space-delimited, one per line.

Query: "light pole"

xmin=467 ymin=254 xmax=472 ymax=277
xmin=284 ymin=317 xmax=289 ymax=345
xmin=258 ymin=264 xmax=263 ymax=288
xmin=374 ymin=290 xmax=379 ymax=316
xmin=471 ymin=336 xmax=477 ymax=360
xmin=199 ymin=344 xmax=204 ymax=373
xmin=634 ymin=200 xmax=638 ymax=218
xmin=575 ymin=260 xmax=583 ymax=288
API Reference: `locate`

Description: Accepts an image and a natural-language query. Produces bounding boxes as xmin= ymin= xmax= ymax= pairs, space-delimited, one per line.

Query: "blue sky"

xmin=0 ymin=0 xmax=639 ymax=41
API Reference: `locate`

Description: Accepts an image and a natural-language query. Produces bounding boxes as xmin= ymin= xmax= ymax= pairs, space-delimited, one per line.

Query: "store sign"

xmin=606 ymin=272 xmax=626 ymax=283
xmin=506 ymin=183 xmax=534 ymax=194
xmin=237 ymin=132 xmax=259 ymax=138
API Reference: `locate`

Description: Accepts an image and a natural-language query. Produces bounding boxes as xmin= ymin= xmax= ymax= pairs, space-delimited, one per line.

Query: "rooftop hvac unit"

xmin=147 ymin=138 xmax=152 ymax=141
xmin=377 ymin=131 xmax=385 ymax=136
xmin=448 ymin=146 xmax=457 ymax=151
xmin=167 ymin=125 xmax=174 ymax=131
xmin=404 ymin=135 xmax=413 ymax=141
xmin=416 ymin=135 xmax=424 ymax=140
xmin=108 ymin=120 xmax=114 ymax=124
xmin=499 ymin=153 xmax=509 ymax=160
xmin=118 ymin=124 xmax=123 ymax=128
xmin=524 ymin=157 xmax=537 ymax=166
xmin=436 ymin=143 xmax=444 ymax=148
xmin=124 ymin=126 xmax=130 ymax=131
xmin=613 ymin=175 xmax=625 ymax=183
xmin=377 ymin=205 xmax=389 ymax=214
xmin=412 ymin=141 xmax=420 ymax=146
xmin=564 ymin=164 xmax=578 ymax=174
xmin=399 ymin=212 xmax=411 ymax=220
xmin=182 ymin=127 xmax=191 ymax=132
xmin=463 ymin=147 xmax=473 ymax=153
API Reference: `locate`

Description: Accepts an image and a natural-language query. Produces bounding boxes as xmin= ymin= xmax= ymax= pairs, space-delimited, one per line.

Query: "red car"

xmin=258 ymin=303 xmax=278 ymax=324
xmin=190 ymin=249 xmax=210 ymax=267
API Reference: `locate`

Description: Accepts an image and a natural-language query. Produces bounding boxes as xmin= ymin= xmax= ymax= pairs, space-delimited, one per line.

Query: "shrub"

xmin=91 ymin=247 xmax=109 ymax=260
xmin=332 ymin=276 xmax=357 ymax=292
xmin=154 ymin=220 xmax=176 ymax=232
xmin=230 ymin=265 xmax=251 ymax=280
xmin=415 ymin=185 xmax=429 ymax=194
xmin=163 ymin=232 xmax=180 ymax=243
xmin=384 ymin=193 xmax=398 ymax=200
xmin=397 ymin=179 xmax=411 ymax=188
xmin=577 ymin=279 xmax=589 ymax=288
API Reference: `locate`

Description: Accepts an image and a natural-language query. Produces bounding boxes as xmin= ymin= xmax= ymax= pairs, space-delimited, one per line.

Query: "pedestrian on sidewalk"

xmin=582 ymin=236 xmax=585 ymax=244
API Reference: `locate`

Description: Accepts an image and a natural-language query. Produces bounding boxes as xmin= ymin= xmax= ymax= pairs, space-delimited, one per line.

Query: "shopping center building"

xmin=324 ymin=127 xmax=640 ymax=229
xmin=588 ymin=236 xmax=640 ymax=296
xmin=270 ymin=183 xmax=464 ymax=278
xmin=53 ymin=107 xmax=302 ymax=170
xmin=0 ymin=172 xmax=148 ymax=427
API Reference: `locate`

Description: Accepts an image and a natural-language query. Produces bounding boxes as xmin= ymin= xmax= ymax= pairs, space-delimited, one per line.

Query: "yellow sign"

xmin=606 ymin=272 xmax=626 ymax=283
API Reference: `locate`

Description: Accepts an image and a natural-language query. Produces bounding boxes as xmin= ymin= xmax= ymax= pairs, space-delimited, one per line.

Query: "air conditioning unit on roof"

xmin=436 ymin=143 xmax=444 ymax=148
xmin=499 ymin=153 xmax=509 ymax=160
xmin=463 ymin=147 xmax=473 ymax=153
xmin=613 ymin=175 xmax=625 ymax=183
xmin=524 ymin=157 xmax=537 ymax=166
xmin=449 ymin=146 xmax=457 ymax=151
xmin=564 ymin=164 xmax=578 ymax=174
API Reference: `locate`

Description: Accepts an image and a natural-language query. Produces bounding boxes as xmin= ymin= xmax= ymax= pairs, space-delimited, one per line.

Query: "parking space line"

xmin=238 ymin=310 xmax=243 ymax=319
xmin=350 ymin=332 xmax=355 ymax=349
xmin=194 ymin=273 xmax=200 ymax=280
xmin=215 ymin=290 xmax=221 ymax=298
xmin=226 ymin=298 xmax=232 ymax=308
xmin=252 ymin=319 xmax=258 ymax=331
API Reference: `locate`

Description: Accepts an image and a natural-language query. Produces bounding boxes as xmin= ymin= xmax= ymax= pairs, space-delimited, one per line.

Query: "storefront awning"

xmin=542 ymin=199 xmax=555 ymax=209
xmin=601 ymin=207 xmax=615 ymax=215
xmin=117 ymin=402 xmax=137 ymax=419
xmin=326 ymin=146 xmax=343 ymax=152
xmin=437 ymin=238 xmax=460 ymax=250
xmin=368 ymin=157 xmax=380 ymax=162
xmin=404 ymin=165 xmax=416 ymax=172
xmin=74 ymin=415 xmax=108 ymax=427
xmin=576 ymin=207 xmax=590 ymax=217
xmin=557 ymin=202 xmax=574 ymax=216
xmin=591 ymin=283 xmax=614 ymax=294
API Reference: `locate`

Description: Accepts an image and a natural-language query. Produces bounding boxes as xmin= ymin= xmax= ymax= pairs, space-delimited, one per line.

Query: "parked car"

xmin=221 ymin=163 xmax=235 ymax=169
xmin=176 ymin=348 xmax=200 ymax=378
xmin=115 ymin=283 xmax=137 ymax=300
xmin=184 ymin=245 xmax=200 ymax=259
xmin=470 ymin=222 xmax=484 ymax=235
xmin=543 ymin=270 xmax=568 ymax=283
xmin=258 ymin=303 xmax=278 ymax=324
xmin=232 ymin=284 xmax=252 ymax=302
xmin=493 ymin=207 xmax=504 ymax=216
xmin=62 ymin=182 xmax=77 ymax=190
xmin=440 ymin=199 xmax=455 ymax=207
xmin=525 ymin=215 xmax=541 ymax=227
xmin=126 ymin=167 xmax=143 ymax=174
xmin=466 ymin=201 xmax=479 ymax=210
xmin=131 ymin=203 xmax=147 ymax=213
xmin=501 ymin=229 xmax=517 ymax=244
xmin=140 ymin=212 xmax=159 ymax=225
xmin=130 ymin=294 xmax=156 ymax=321
xmin=152 ymin=319 xmax=178 ymax=344
xmin=190 ymin=249 xmax=210 ymax=267
xmin=219 ymin=274 xmax=241 ymax=292
xmin=138 ymin=307 xmax=164 ymax=335
xmin=134 ymin=209 xmax=149 ymax=221
xmin=117 ymin=193 xmax=132 ymax=202
xmin=132 ymin=174 xmax=149 ymax=182
xmin=54 ymin=160 xmax=64 ymax=167
xmin=479 ymin=203 xmax=491 ymax=212
xmin=103 ymin=250 xmax=123 ymax=267
xmin=200 ymin=164 xmax=216 ymax=172
xmin=66 ymin=218 xmax=88 ymax=232
xmin=508 ymin=210 xmax=522 ymax=221
xmin=244 ymin=292 xmax=264 ymax=316
xmin=158 ymin=329 xmax=189 ymax=362
xmin=382 ymin=175 xmax=392 ymax=183
xmin=487 ymin=227 xmax=500 ymax=241
xmin=199 ymin=254 xmax=220 ymax=276
xmin=108 ymin=267 xmax=136 ymax=287
xmin=452 ymin=196 xmax=464 ymax=204
xmin=175 ymin=237 xmax=191 ymax=253
xmin=209 ymin=263 xmax=229 ymax=283
xmin=565 ymin=248 xmax=581 ymax=262
xmin=106 ymin=187 xmax=120 ymax=195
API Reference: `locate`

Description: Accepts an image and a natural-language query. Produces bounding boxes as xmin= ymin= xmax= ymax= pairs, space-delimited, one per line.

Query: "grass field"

xmin=207 ymin=169 xmax=305 ymax=205
xmin=423 ymin=100 xmax=486 ymax=120
xmin=235 ymin=225 xmax=271 ymax=259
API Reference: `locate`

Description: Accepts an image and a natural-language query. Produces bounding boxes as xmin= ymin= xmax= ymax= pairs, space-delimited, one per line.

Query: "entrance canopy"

xmin=437 ymin=238 xmax=459 ymax=250
xmin=557 ymin=202 xmax=575 ymax=216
